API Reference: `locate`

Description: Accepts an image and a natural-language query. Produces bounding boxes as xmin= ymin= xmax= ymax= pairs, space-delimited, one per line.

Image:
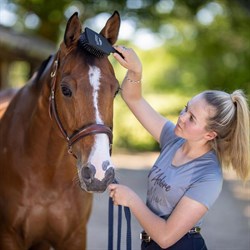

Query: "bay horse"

xmin=0 ymin=88 xmax=19 ymax=118
xmin=0 ymin=11 xmax=121 ymax=249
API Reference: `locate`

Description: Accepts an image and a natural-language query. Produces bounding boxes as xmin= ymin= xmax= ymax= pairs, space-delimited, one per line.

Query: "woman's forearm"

xmin=128 ymin=193 xmax=169 ymax=246
xmin=121 ymin=70 xmax=143 ymax=104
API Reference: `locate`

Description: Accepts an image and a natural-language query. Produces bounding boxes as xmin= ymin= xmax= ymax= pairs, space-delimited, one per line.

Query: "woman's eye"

xmin=61 ymin=85 xmax=72 ymax=97
xmin=114 ymin=87 xmax=121 ymax=97
xmin=184 ymin=105 xmax=194 ymax=122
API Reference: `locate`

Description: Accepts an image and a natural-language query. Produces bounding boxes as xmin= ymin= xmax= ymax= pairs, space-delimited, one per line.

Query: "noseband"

xmin=49 ymin=52 xmax=113 ymax=156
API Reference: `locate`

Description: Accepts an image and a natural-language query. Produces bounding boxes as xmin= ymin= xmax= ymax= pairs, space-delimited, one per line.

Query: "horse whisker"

xmin=72 ymin=175 xmax=80 ymax=186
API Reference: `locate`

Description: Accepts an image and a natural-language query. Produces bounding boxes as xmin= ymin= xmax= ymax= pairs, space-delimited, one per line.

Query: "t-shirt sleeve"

xmin=160 ymin=121 xmax=177 ymax=149
xmin=185 ymin=170 xmax=223 ymax=209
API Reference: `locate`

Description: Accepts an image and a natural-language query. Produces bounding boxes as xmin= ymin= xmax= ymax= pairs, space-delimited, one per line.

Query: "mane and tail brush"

xmin=79 ymin=27 xmax=123 ymax=58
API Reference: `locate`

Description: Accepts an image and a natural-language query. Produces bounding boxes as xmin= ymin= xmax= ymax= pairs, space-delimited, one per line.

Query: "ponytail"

xmin=203 ymin=90 xmax=250 ymax=181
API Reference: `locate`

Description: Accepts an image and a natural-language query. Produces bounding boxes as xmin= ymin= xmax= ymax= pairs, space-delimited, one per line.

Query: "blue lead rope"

xmin=117 ymin=204 xmax=122 ymax=250
xmin=108 ymin=197 xmax=114 ymax=250
xmin=108 ymin=195 xmax=132 ymax=250
xmin=124 ymin=205 xmax=132 ymax=249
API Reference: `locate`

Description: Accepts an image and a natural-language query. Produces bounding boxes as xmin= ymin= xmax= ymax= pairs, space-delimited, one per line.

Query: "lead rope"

xmin=108 ymin=181 xmax=132 ymax=250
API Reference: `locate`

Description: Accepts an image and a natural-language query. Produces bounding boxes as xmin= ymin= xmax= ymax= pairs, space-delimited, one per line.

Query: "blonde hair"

xmin=203 ymin=90 xmax=250 ymax=181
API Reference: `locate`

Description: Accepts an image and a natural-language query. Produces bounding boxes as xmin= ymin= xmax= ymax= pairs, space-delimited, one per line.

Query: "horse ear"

xmin=100 ymin=11 xmax=121 ymax=45
xmin=64 ymin=12 xmax=82 ymax=48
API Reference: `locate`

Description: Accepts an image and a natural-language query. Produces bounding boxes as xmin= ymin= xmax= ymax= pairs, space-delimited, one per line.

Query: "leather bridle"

xmin=49 ymin=52 xmax=113 ymax=156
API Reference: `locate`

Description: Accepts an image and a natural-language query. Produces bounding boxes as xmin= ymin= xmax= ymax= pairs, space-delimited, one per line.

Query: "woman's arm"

xmin=108 ymin=184 xmax=207 ymax=249
xmin=113 ymin=46 xmax=166 ymax=142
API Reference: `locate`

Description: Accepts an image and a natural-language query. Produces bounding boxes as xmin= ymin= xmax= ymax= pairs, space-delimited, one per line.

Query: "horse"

xmin=0 ymin=11 xmax=121 ymax=250
xmin=0 ymin=88 xmax=18 ymax=118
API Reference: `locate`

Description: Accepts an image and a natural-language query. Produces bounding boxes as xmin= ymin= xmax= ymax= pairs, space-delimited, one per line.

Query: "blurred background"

xmin=0 ymin=1 xmax=249 ymax=249
xmin=0 ymin=0 xmax=249 ymax=152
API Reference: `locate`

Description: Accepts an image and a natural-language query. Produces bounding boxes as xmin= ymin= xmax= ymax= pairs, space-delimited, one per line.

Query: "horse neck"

xmin=27 ymin=84 xmax=76 ymax=178
xmin=28 ymin=74 xmax=69 ymax=161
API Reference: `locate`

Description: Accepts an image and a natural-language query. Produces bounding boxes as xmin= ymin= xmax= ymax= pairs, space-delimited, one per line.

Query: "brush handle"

xmin=113 ymin=49 xmax=125 ymax=59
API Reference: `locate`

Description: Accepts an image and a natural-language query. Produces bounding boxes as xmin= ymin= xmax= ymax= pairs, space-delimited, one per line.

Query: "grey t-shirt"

xmin=146 ymin=121 xmax=223 ymax=227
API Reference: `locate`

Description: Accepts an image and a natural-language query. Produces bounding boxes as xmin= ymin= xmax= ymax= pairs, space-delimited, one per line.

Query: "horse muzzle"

xmin=79 ymin=164 xmax=115 ymax=193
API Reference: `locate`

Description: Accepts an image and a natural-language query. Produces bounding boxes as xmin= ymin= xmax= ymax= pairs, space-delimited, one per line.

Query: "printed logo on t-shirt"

xmin=148 ymin=165 xmax=171 ymax=192
xmin=147 ymin=165 xmax=171 ymax=208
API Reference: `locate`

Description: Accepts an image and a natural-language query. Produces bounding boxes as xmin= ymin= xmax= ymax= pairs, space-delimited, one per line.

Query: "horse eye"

xmin=61 ymin=85 xmax=72 ymax=97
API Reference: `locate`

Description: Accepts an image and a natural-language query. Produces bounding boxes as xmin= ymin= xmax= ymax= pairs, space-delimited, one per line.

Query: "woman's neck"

xmin=181 ymin=141 xmax=212 ymax=159
xmin=172 ymin=141 xmax=212 ymax=167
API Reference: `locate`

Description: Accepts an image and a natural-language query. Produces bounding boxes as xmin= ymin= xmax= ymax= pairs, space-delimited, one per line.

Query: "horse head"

xmin=49 ymin=12 xmax=120 ymax=193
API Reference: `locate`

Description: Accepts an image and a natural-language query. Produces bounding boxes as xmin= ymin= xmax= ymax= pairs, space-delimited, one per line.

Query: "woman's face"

xmin=174 ymin=94 xmax=215 ymax=142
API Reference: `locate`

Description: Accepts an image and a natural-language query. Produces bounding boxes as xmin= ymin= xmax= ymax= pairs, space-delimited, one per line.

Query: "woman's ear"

xmin=205 ymin=131 xmax=217 ymax=141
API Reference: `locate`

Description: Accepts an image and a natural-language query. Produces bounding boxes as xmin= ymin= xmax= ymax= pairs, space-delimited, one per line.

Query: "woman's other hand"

xmin=108 ymin=183 xmax=138 ymax=207
xmin=113 ymin=45 xmax=142 ymax=75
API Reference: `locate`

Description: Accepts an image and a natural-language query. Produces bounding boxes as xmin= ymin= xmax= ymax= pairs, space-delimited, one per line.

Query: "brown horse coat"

xmin=0 ymin=11 xmax=120 ymax=250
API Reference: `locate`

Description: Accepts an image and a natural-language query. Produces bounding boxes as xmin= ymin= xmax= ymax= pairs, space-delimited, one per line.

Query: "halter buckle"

xmin=51 ymin=60 xmax=58 ymax=78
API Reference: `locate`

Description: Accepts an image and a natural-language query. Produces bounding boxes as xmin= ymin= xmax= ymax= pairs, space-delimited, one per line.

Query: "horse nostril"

xmin=83 ymin=168 xmax=91 ymax=180
xmin=105 ymin=167 xmax=115 ymax=182
xmin=81 ymin=165 xmax=96 ymax=183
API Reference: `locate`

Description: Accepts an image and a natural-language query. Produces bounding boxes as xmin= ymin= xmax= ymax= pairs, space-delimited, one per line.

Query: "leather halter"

xmin=49 ymin=52 xmax=113 ymax=155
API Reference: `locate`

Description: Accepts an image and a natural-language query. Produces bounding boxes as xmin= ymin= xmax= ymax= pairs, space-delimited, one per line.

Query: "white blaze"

xmin=88 ymin=66 xmax=112 ymax=180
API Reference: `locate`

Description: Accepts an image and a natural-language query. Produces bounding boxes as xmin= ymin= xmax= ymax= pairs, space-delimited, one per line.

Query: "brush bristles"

xmin=78 ymin=35 xmax=105 ymax=58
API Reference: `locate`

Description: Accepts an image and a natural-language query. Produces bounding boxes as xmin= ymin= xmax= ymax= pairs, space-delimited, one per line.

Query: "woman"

xmin=108 ymin=45 xmax=250 ymax=250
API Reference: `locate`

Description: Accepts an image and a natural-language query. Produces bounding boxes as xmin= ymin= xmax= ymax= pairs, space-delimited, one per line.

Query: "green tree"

xmin=2 ymin=0 xmax=249 ymax=151
xmin=3 ymin=0 xmax=250 ymax=93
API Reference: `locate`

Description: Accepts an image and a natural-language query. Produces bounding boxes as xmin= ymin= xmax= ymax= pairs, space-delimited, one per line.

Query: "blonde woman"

xmin=108 ymin=46 xmax=250 ymax=250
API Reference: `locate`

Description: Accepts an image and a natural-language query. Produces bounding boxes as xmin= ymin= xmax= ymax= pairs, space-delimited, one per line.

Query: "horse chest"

xmin=6 ymin=187 xmax=90 ymax=245
xmin=21 ymin=202 xmax=73 ymax=239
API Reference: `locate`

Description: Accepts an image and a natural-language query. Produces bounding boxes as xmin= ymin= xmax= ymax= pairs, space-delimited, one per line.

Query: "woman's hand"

xmin=108 ymin=183 xmax=138 ymax=207
xmin=113 ymin=45 xmax=142 ymax=75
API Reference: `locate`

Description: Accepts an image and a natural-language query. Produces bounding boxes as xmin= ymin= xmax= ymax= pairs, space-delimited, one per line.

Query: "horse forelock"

xmin=77 ymin=33 xmax=107 ymax=63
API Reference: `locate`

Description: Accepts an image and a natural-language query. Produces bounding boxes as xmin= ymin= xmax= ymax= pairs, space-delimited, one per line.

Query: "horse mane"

xmin=34 ymin=55 xmax=53 ymax=82
xmin=27 ymin=55 xmax=53 ymax=92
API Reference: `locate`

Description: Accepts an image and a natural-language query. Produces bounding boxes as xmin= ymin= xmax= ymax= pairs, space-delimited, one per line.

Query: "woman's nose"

xmin=179 ymin=112 xmax=188 ymax=122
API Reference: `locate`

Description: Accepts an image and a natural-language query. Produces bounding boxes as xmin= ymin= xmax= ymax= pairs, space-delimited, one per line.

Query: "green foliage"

xmin=8 ymin=61 xmax=30 ymax=87
xmin=113 ymin=93 xmax=190 ymax=151
xmin=4 ymin=0 xmax=250 ymax=151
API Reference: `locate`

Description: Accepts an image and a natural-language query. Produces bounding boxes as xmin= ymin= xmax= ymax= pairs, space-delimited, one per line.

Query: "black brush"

xmin=79 ymin=27 xmax=123 ymax=58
